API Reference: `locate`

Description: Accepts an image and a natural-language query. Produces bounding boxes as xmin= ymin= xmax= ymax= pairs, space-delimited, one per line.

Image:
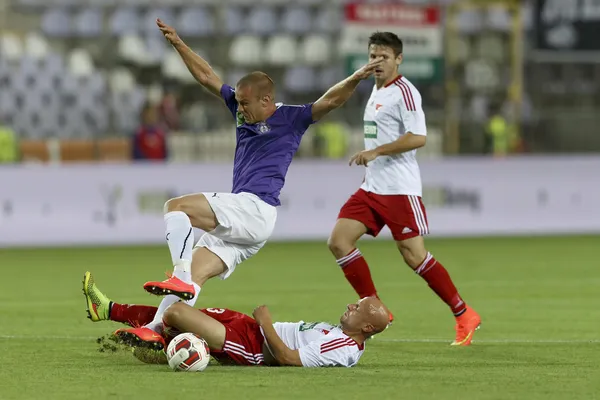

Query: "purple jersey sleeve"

xmin=220 ymin=84 xmax=238 ymax=119
xmin=282 ymin=104 xmax=315 ymax=133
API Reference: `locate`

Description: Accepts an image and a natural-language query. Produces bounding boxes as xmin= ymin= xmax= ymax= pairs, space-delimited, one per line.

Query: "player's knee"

xmin=165 ymin=195 xmax=217 ymax=231
xmin=163 ymin=302 xmax=187 ymax=326
xmin=164 ymin=196 xmax=186 ymax=214
xmin=401 ymin=253 xmax=420 ymax=269
xmin=397 ymin=244 xmax=426 ymax=269
xmin=327 ymin=235 xmax=352 ymax=259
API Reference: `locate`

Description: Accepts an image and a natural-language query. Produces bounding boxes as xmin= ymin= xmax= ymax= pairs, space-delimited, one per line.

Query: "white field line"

xmin=0 ymin=335 xmax=598 ymax=344
xmin=376 ymin=338 xmax=600 ymax=344
xmin=0 ymin=335 xmax=97 ymax=341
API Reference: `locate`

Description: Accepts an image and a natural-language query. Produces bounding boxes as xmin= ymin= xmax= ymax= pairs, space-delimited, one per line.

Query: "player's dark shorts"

xmin=338 ymin=189 xmax=429 ymax=241
xmin=199 ymin=308 xmax=265 ymax=366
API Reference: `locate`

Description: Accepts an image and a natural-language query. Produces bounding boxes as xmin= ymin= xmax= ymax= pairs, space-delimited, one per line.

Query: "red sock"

xmin=416 ymin=253 xmax=467 ymax=316
xmin=337 ymin=248 xmax=378 ymax=299
xmin=110 ymin=303 xmax=158 ymax=326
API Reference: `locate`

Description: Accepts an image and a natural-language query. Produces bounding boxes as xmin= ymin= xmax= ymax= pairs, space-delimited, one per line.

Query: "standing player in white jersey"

xmin=328 ymin=32 xmax=481 ymax=346
xmin=83 ymin=272 xmax=389 ymax=367
xmin=111 ymin=20 xmax=384 ymax=350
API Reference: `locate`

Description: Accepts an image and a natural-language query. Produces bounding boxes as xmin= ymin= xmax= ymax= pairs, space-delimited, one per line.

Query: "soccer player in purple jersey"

xmin=114 ymin=19 xmax=384 ymax=349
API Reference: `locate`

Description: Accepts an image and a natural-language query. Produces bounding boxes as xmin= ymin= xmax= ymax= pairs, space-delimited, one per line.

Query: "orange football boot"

xmin=114 ymin=327 xmax=166 ymax=351
xmin=451 ymin=306 xmax=481 ymax=346
xmin=143 ymin=275 xmax=196 ymax=300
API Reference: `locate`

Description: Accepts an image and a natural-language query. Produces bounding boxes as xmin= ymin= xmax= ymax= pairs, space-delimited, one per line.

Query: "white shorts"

xmin=194 ymin=192 xmax=277 ymax=280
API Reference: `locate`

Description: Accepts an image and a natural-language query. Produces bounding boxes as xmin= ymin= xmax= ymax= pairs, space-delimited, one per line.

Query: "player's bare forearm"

xmin=311 ymin=59 xmax=383 ymax=121
xmin=375 ymin=133 xmax=426 ymax=156
xmin=260 ymin=321 xmax=303 ymax=367
xmin=157 ymin=19 xmax=223 ymax=98
xmin=311 ymin=76 xmax=362 ymax=121
xmin=172 ymin=41 xmax=223 ymax=98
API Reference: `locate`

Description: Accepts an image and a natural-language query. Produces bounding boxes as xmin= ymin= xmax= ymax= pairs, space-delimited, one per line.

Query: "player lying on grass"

xmin=118 ymin=19 xmax=385 ymax=350
xmin=84 ymin=272 xmax=389 ymax=367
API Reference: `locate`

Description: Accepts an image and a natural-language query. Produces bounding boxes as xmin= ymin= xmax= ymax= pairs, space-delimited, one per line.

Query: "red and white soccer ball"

xmin=166 ymin=333 xmax=211 ymax=372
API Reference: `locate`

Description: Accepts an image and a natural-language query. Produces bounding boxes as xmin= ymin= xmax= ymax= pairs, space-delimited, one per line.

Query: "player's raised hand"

xmin=352 ymin=59 xmax=385 ymax=80
xmin=349 ymin=149 xmax=379 ymax=166
xmin=156 ymin=18 xmax=182 ymax=46
xmin=252 ymin=305 xmax=273 ymax=326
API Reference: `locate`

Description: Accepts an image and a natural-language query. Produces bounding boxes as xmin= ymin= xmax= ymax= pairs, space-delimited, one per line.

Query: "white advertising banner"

xmin=1 ymin=157 xmax=600 ymax=247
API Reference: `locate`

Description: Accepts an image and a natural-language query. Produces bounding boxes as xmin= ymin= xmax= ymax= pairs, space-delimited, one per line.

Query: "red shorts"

xmin=199 ymin=308 xmax=265 ymax=366
xmin=338 ymin=189 xmax=429 ymax=241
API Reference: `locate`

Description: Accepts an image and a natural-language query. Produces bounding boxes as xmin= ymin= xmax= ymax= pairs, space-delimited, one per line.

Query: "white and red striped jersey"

xmin=361 ymin=75 xmax=427 ymax=196
xmin=269 ymin=321 xmax=365 ymax=368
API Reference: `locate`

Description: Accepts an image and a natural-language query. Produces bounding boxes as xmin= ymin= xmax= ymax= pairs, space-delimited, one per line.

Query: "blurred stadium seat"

xmin=41 ymin=8 xmax=72 ymax=37
xmin=0 ymin=0 xmax=597 ymax=162
xmin=67 ymin=49 xmax=95 ymax=78
xmin=110 ymin=7 xmax=140 ymax=36
xmin=1 ymin=32 xmax=24 ymax=62
xmin=23 ymin=33 xmax=50 ymax=60
xmin=224 ymin=6 xmax=247 ymax=35
xmin=118 ymin=34 xmax=148 ymax=65
xmin=284 ymin=66 xmax=316 ymax=94
xmin=265 ymin=35 xmax=297 ymax=66
xmin=229 ymin=35 xmax=263 ymax=66
xmin=177 ymin=7 xmax=215 ymax=37
xmin=73 ymin=8 xmax=103 ymax=38
xmin=300 ymin=35 xmax=332 ymax=65
xmin=281 ymin=7 xmax=312 ymax=35
xmin=247 ymin=6 xmax=278 ymax=35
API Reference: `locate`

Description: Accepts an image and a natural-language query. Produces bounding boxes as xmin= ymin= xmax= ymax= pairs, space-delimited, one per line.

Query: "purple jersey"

xmin=220 ymin=84 xmax=314 ymax=206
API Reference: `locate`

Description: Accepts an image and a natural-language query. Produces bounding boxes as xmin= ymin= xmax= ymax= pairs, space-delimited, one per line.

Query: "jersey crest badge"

xmin=257 ymin=122 xmax=271 ymax=134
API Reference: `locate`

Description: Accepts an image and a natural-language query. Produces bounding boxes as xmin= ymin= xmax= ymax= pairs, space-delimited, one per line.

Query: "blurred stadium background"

xmin=1 ymin=0 xmax=600 ymax=245
xmin=1 ymin=0 xmax=599 ymax=163
xmin=1 ymin=1 xmax=599 ymax=398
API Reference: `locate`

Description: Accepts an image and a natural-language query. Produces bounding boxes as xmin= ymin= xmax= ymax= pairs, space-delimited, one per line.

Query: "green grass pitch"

xmin=1 ymin=236 xmax=599 ymax=399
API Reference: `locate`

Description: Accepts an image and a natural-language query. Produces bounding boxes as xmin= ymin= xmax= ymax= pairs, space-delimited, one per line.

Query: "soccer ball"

xmin=166 ymin=333 xmax=211 ymax=372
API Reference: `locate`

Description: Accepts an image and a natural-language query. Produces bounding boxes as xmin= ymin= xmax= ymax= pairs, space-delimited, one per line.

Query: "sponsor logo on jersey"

xmin=236 ymin=111 xmax=245 ymax=127
xmin=364 ymin=120 xmax=377 ymax=138
xmin=299 ymin=322 xmax=319 ymax=331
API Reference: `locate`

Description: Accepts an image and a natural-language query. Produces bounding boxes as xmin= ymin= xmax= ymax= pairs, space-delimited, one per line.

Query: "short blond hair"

xmin=236 ymin=71 xmax=275 ymax=98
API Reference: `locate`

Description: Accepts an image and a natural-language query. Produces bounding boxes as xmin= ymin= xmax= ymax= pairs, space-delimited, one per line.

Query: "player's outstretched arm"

xmin=157 ymin=19 xmax=223 ymax=99
xmin=311 ymin=59 xmax=383 ymax=122
xmin=349 ymin=133 xmax=426 ymax=166
xmin=253 ymin=305 xmax=303 ymax=367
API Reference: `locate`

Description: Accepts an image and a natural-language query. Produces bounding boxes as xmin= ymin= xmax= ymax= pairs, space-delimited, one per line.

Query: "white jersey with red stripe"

xmin=361 ymin=75 xmax=427 ymax=196
xmin=269 ymin=321 xmax=365 ymax=368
